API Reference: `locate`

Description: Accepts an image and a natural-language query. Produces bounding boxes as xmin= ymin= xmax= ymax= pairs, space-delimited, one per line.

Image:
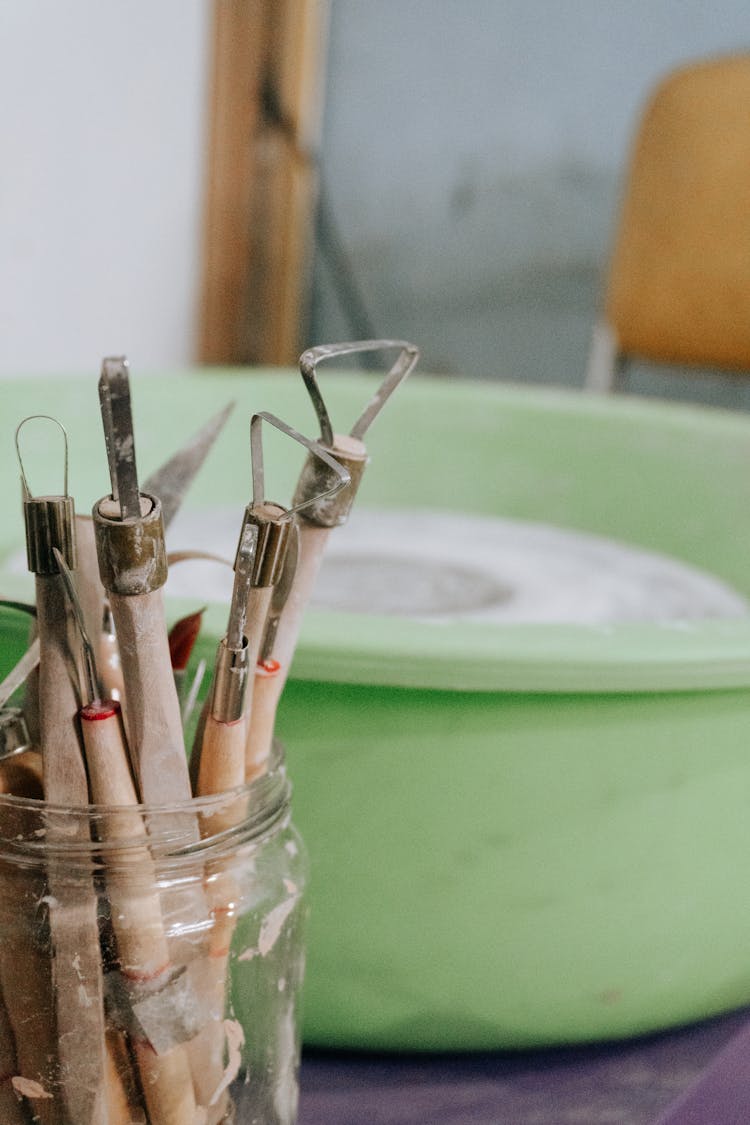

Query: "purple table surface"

xmin=298 ymin=1007 xmax=750 ymax=1124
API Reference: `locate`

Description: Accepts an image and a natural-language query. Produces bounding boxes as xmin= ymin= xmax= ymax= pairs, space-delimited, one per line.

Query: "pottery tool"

xmin=93 ymin=357 xmax=191 ymax=803
xmin=142 ymin=401 xmax=235 ymax=532
xmin=15 ymin=414 xmax=109 ymax=1125
xmin=86 ymin=402 xmax=233 ymax=710
xmin=93 ymin=360 xmax=220 ymax=1112
xmin=92 ymin=373 xmax=232 ymax=736
xmin=245 ymin=341 xmax=418 ymax=768
xmin=187 ymin=412 xmax=348 ymax=785
xmin=236 ymin=411 xmax=348 ymax=780
xmin=188 ymin=413 xmax=346 ymax=1118
xmin=53 ymin=547 xmax=199 ymax=1125
xmin=196 ymin=521 xmax=257 ymax=822
xmin=188 ymin=520 xmax=258 ymax=1122
xmin=236 ymin=411 xmax=350 ymax=783
xmin=239 ymin=414 xmax=350 ymax=783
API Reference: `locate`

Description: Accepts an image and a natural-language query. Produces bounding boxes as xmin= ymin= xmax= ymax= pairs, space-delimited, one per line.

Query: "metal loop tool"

xmin=15 ymin=414 xmax=76 ymax=573
xmin=294 ymin=338 xmax=419 ymax=526
xmin=15 ymin=413 xmax=70 ymax=500
xmin=298 ymin=339 xmax=419 ymax=448
xmin=236 ymin=410 xmax=350 ymax=589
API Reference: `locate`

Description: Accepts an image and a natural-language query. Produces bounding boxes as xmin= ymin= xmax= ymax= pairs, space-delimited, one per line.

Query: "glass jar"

xmin=0 ymin=747 xmax=308 ymax=1125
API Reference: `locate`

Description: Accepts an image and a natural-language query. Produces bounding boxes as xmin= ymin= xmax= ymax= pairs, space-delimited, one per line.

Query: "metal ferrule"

xmin=92 ymin=491 xmax=168 ymax=596
xmin=0 ymin=708 xmax=32 ymax=761
xmin=23 ymin=495 xmax=76 ymax=574
xmin=238 ymin=503 xmax=293 ymax=588
xmin=292 ymin=438 xmax=368 ymax=528
xmin=211 ymin=637 xmax=249 ymax=723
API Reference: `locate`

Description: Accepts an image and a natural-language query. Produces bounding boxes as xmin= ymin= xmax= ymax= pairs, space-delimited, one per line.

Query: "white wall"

xmin=0 ymin=1 xmax=209 ymax=377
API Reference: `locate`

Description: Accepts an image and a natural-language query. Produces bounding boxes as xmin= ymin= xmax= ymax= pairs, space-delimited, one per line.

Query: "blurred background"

xmin=1 ymin=1 xmax=749 ymax=406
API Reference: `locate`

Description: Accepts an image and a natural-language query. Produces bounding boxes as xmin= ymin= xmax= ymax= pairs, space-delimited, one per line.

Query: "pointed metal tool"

xmin=143 ymin=400 xmax=235 ymax=530
xmin=99 ymin=357 xmax=141 ymax=521
xmin=93 ymin=356 xmax=191 ymax=803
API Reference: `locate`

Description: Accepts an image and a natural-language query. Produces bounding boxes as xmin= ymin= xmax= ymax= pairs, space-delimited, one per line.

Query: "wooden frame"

xmin=199 ymin=0 xmax=329 ymax=367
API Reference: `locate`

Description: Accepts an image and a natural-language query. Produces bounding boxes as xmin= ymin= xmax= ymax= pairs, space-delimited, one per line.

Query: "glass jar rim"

xmin=0 ymin=759 xmax=292 ymax=859
xmin=0 ymin=765 xmax=285 ymax=817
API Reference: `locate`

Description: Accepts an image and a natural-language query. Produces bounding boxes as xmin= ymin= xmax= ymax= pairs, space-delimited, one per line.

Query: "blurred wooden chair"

xmin=585 ymin=53 xmax=750 ymax=393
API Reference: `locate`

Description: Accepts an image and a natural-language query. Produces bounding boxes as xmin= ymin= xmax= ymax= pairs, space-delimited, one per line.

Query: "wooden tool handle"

xmin=245 ymin=524 xmax=330 ymax=776
xmin=74 ymin=516 xmax=107 ymax=664
xmin=104 ymin=1029 xmax=145 ymax=1125
xmin=192 ymin=711 xmax=249 ymax=1122
xmin=194 ymin=622 xmax=268 ymax=1120
xmin=80 ymin=701 xmax=199 ymax=1125
xmin=80 ymin=702 xmax=171 ymax=978
xmin=132 ymin=1043 xmax=200 ymax=1125
xmin=35 ymin=573 xmax=109 ymax=1125
xmin=35 ymin=574 xmax=88 ymax=805
xmin=244 ymin=670 xmax=279 ymax=782
xmin=0 ymin=939 xmax=60 ymax=1125
xmin=198 ymin=715 xmax=247 ymax=805
xmin=108 ymin=589 xmax=191 ymax=804
xmin=106 ymin=594 xmax=213 ymax=1118
xmin=264 ymin=523 xmax=329 ymax=674
xmin=48 ymin=899 xmax=110 ymax=1125
xmin=245 ymin=585 xmax=274 ymax=670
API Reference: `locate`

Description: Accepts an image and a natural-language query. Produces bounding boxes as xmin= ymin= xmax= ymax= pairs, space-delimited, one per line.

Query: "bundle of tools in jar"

xmin=0 ymin=340 xmax=419 ymax=1125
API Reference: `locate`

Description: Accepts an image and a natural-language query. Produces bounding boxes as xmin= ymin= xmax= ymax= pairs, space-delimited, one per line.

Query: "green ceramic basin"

xmin=3 ymin=370 xmax=750 ymax=1050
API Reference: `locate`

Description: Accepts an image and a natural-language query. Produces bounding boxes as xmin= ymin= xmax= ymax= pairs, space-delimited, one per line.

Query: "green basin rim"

xmin=3 ymin=371 xmax=750 ymax=694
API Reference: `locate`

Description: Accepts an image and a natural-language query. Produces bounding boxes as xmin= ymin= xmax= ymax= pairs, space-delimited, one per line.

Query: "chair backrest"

xmin=587 ymin=54 xmax=750 ymax=390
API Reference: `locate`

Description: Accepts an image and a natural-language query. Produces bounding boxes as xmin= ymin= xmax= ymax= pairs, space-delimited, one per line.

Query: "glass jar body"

xmin=0 ymin=761 xmax=307 ymax=1125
